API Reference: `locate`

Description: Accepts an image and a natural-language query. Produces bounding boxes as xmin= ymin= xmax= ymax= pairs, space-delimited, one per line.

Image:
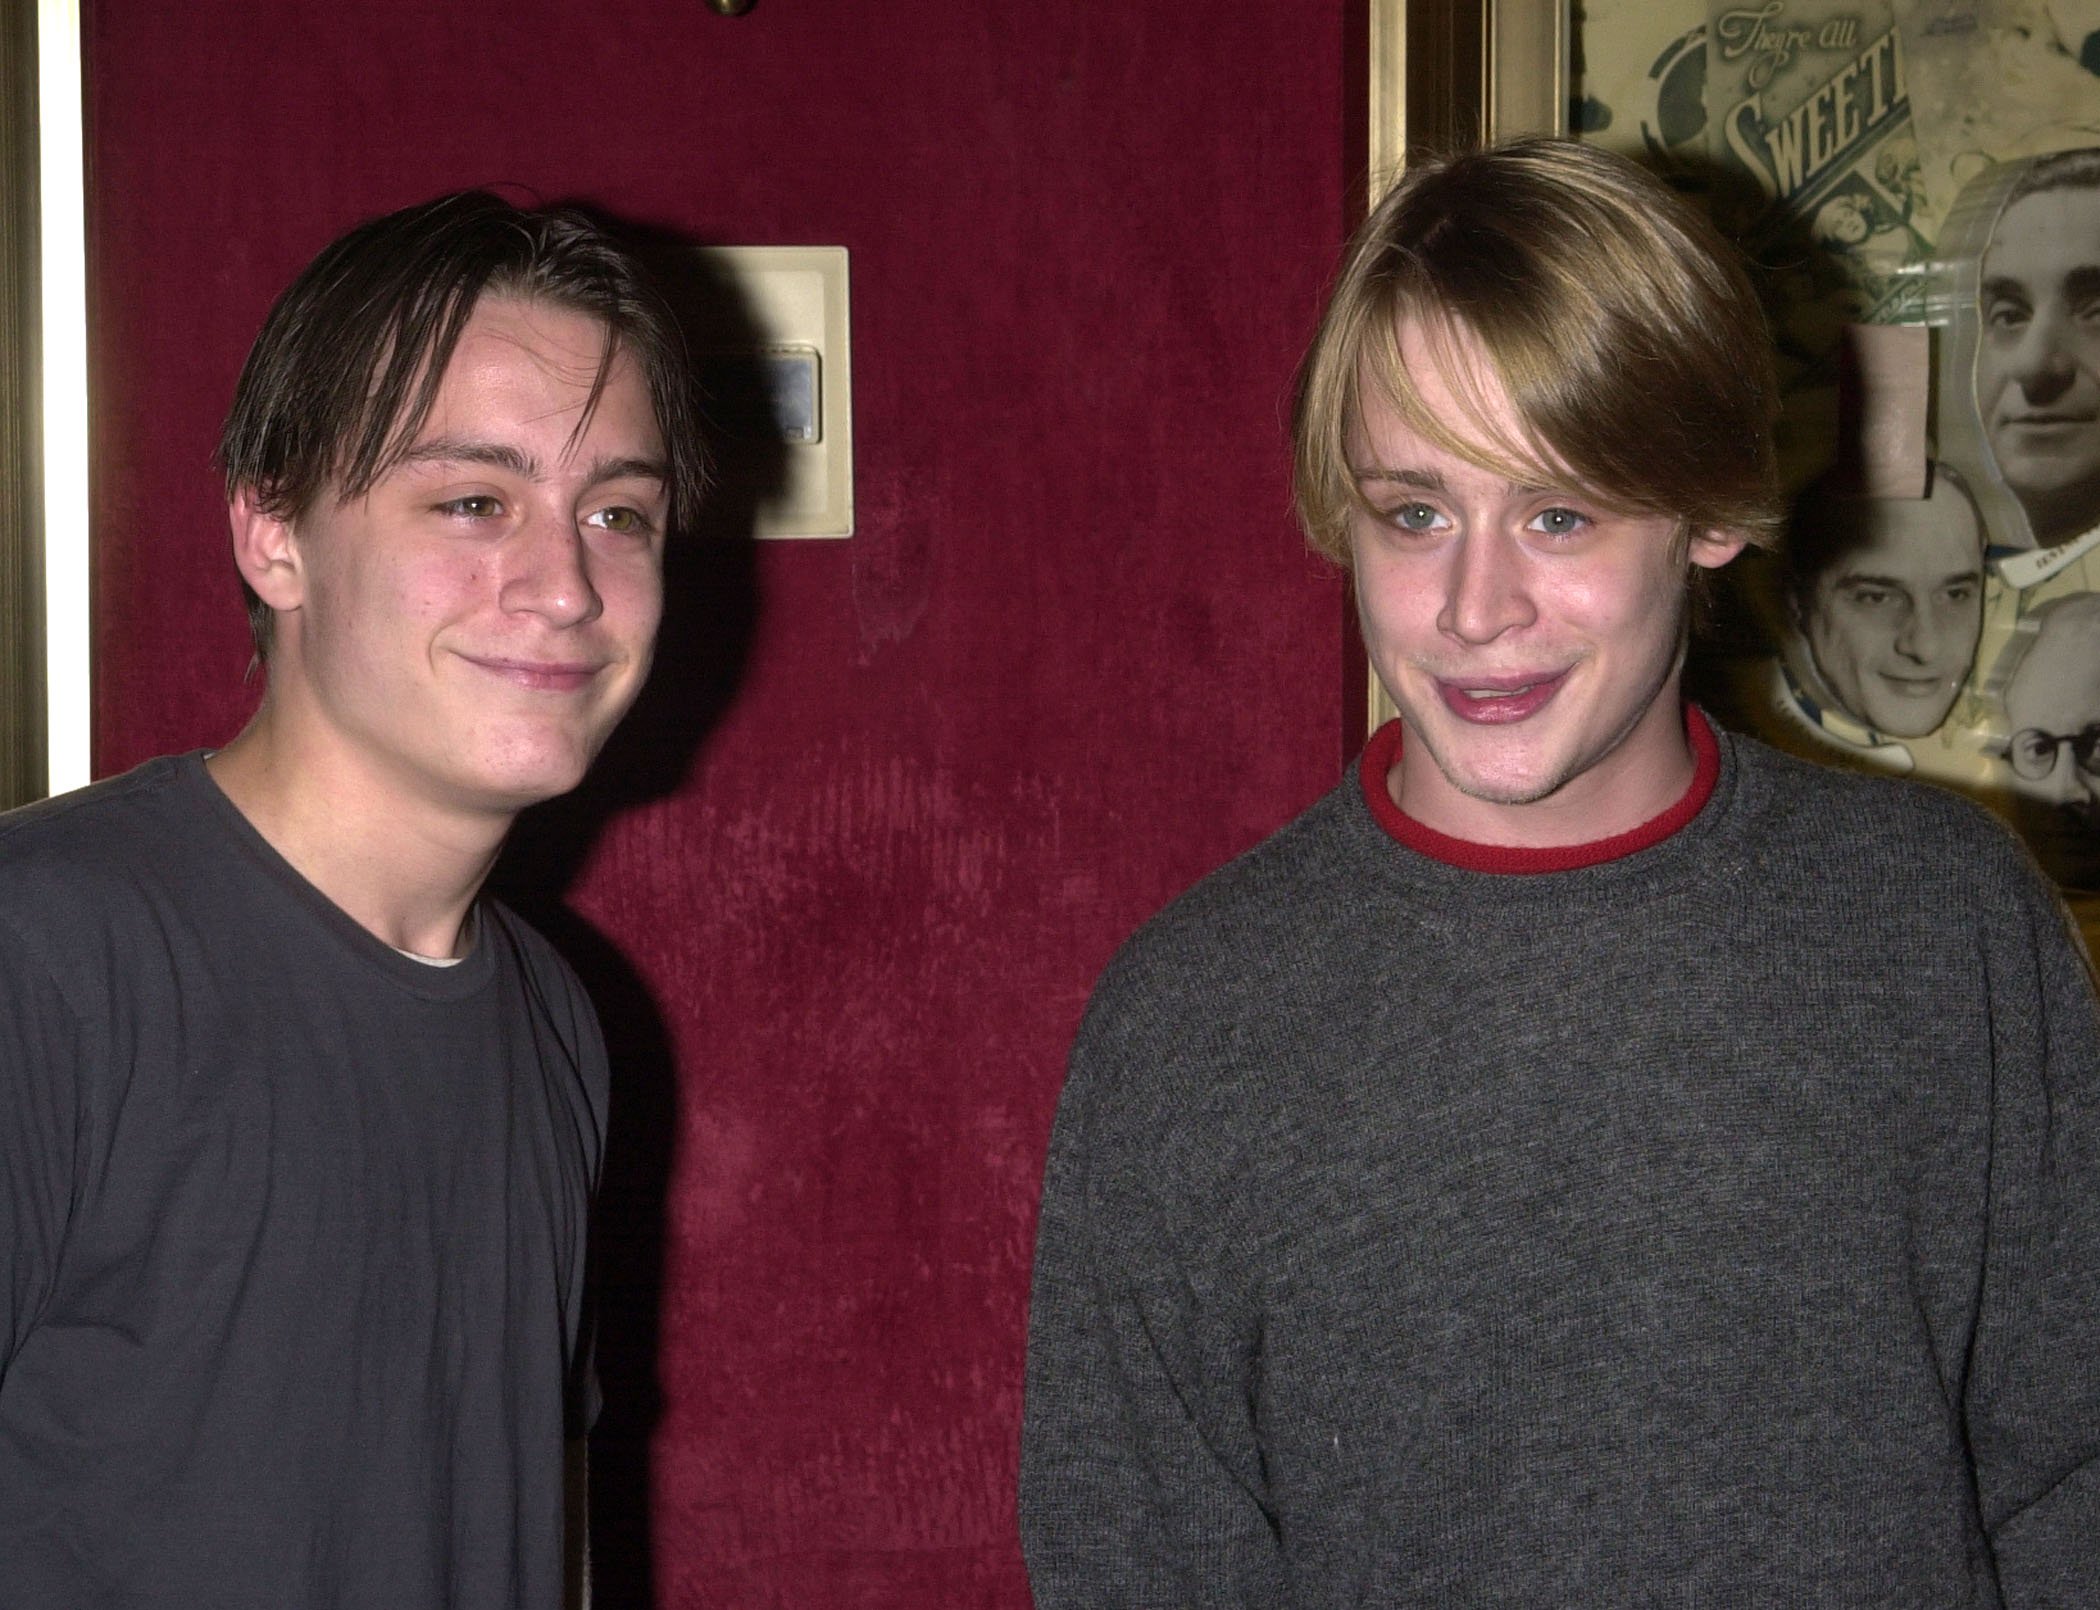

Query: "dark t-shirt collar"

xmin=1357 ymin=706 xmax=1720 ymax=874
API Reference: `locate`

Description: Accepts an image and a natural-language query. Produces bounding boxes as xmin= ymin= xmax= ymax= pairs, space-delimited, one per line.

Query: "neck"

xmin=1391 ymin=687 xmax=1697 ymax=850
xmin=1360 ymin=707 xmax=1718 ymax=874
xmin=207 ymin=696 xmax=510 ymax=959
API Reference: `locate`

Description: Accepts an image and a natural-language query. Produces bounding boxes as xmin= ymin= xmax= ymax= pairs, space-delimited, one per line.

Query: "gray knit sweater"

xmin=1019 ymin=728 xmax=2100 ymax=1607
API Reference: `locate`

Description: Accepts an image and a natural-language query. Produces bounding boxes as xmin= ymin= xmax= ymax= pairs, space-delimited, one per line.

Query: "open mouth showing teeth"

xmin=1438 ymin=674 xmax=1565 ymax=723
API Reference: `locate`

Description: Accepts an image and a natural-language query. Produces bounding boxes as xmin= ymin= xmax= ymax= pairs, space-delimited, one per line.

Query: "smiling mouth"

xmin=461 ymin=655 xmax=606 ymax=692
xmin=1435 ymin=671 xmax=1568 ymax=725
xmin=1999 ymin=412 xmax=2100 ymax=429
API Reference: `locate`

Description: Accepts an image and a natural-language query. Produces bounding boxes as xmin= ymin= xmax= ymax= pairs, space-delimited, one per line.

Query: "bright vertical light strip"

xmin=38 ymin=0 xmax=88 ymax=795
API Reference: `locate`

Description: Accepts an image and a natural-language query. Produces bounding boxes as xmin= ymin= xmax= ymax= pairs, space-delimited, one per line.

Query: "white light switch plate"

xmin=694 ymin=245 xmax=853 ymax=539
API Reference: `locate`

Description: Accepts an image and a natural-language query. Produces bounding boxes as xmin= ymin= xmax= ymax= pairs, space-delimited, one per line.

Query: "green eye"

xmin=1393 ymin=503 xmax=1441 ymax=530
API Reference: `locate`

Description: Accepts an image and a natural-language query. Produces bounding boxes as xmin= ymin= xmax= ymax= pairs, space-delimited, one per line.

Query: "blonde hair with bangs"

xmin=1293 ymin=137 xmax=1781 ymax=565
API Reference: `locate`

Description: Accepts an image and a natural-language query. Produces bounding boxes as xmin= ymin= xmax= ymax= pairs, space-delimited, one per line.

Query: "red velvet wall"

xmin=84 ymin=2 xmax=1353 ymax=1602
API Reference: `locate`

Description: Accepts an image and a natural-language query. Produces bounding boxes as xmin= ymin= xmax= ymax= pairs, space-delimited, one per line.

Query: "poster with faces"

xmin=1718 ymin=150 xmax=2100 ymax=898
xmin=1918 ymin=152 xmax=2100 ymax=890
xmin=1576 ymin=1 xmax=2100 ymax=896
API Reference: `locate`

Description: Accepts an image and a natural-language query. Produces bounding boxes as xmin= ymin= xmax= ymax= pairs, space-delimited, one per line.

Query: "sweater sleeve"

xmin=1018 ymin=997 xmax=1284 ymax=1610
xmin=1965 ymin=863 xmax=2100 ymax=1605
xmin=0 ymin=919 xmax=83 ymax=1375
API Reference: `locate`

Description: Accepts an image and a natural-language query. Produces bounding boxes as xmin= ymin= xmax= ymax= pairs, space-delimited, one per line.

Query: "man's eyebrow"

xmin=1980 ymin=274 xmax=2029 ymax=305
xmin=1837 ymin=567 xmax=1984 ymax=588
xmin=403 ymin=438 xmax=538 ymax=476
xmin=1354 ymin=468 xmax=1447 ymax=492
xmin=2066 ymin=265 xmax=2100 ymax=302
xmin=401 ymin=439 xmax=667 ymax=490
xmin=583 ymin=455 xmax=669 ymax=490
xmin=1353 ymin=466 xmax=1559 ymax=497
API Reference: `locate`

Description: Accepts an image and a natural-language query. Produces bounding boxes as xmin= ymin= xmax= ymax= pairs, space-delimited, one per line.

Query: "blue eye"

xmin=1528 ymin=506 xmax=1589 ymax=537
xmin=1391 ymin=502 xmax=1442 ymax=531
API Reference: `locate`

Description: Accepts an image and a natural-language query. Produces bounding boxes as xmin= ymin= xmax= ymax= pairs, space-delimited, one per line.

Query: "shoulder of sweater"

xmin=1082 ymin=736 xmax=2049 ymax=1038
xmin=1064 ymin=779 xmax=1372 ymax=1135
xmin=1725 ymin=729 xmax=2038 ymax=875
xmin=1094 ymin=778 xmax=1367 ymax=992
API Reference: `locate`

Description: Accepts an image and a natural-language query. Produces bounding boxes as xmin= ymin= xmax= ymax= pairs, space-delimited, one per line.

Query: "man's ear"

xmin=1687 ymin=527 xmax=1749 ymax=572
xmin=228 ymin=485 xmax=304 ymax=612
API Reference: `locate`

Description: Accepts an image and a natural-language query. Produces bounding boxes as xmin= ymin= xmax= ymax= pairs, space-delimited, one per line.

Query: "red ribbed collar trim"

xmin=1357 ymin=707 xmax=1719 ymax=874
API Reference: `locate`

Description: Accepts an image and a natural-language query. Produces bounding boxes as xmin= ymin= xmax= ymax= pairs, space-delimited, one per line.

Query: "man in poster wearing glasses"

xmin=2004 ymin=591 xmax=2100 ymax=881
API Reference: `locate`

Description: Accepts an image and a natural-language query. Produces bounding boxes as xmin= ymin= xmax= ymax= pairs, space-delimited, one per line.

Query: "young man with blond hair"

xmin=1020 ymin=138 xmax=2100 ymax=1606
xmin=0 ymin=192 xmax=703 ymax=1607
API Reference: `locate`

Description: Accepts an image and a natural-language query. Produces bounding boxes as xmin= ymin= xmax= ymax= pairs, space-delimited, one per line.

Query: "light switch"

xmin=692 ymin=246 xmax=852 ymax=539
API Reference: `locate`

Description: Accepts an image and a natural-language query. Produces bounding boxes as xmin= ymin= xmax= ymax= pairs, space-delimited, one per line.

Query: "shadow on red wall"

xmin=495 ymin=237 xmax=779 ymax=1604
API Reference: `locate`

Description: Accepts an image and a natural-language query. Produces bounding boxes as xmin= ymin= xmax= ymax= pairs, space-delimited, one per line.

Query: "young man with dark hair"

xmin=0 ymin=191 xmax=702 ymax=1606
xmin=1020 ymin=138 xmax=2100 ymax=1606
xmin=1779 ymin=462 xmax=1987 ymax=745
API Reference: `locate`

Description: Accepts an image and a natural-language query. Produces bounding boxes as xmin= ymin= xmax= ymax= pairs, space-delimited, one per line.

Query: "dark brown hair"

xmin=2002 ymin=146 xmax=2100 ymax=210
xmin=218 ymin=190 xmax=705 ymax=656
xmin=1782 ymin=460 xmax=1983 ymax=620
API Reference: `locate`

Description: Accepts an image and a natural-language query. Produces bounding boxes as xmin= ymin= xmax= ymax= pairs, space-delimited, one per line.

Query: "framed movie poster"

xmin=1563 ymin=0 xmax=2100 ymax=920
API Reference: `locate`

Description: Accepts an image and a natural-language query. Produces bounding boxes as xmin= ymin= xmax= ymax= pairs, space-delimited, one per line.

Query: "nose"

xmin=1436 ymin=530 xmax=1536 ymax=645
xmin=1891 ymin=600 xmax=1941 ymax=666
xmin=2009 ymin=307 xmax=2078 ymax=404
xmin=2040 ymin=746 xmax=2087 ymax=807
xmin=499 ymin=517 xmax=603 ymax=628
